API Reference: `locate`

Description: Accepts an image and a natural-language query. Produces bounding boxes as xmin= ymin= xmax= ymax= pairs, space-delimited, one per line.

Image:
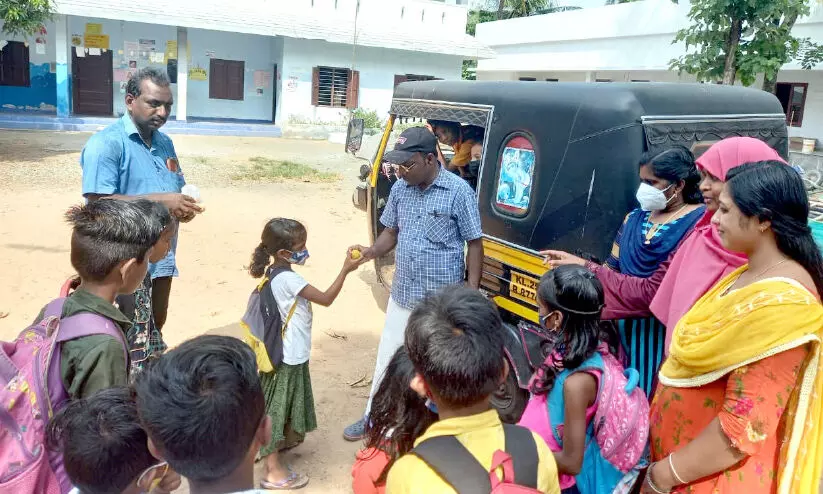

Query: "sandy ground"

xmin=0 ymin=130 xmax=389 ymax=493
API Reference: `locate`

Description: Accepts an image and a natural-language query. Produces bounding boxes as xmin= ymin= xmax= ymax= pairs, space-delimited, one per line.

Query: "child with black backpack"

xmin=243 ymin=218 xmax=360 ymax=490
xmin=518 ymin=266 xmax=649 ymax=494
xmin=386 ymin=287 xmax=561 ymax=494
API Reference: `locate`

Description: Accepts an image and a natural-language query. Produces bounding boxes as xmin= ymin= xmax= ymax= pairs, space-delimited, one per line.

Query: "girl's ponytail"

xmin=249 ymin=243 xmax=271 ymax=278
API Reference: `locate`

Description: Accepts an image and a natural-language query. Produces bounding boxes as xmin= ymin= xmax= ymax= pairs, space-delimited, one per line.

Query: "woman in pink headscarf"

xmin=543 ymin=137 xmax=786 ymax=353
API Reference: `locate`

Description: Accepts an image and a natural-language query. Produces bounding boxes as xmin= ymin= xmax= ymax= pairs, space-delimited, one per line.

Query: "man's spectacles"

xmin=392 ymin=160 xmax=420 ymax=174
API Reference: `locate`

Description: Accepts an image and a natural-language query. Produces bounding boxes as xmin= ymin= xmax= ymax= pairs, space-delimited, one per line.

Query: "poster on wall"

xmin=165 ymin=40 xmax=177 ymax=60
xmin=71 ymin=34 xmax=82 ymax=46
xmin=35 ymin=42 xmax=46 ymax=55
xmin=84 ymin=34 xmax=109 ymax=49
xmin=84 ymin=23 xmax=103 ymax=35
xmin=139 ymin=39 xmax=156 ymax=52
xmin=253 ymin=70 xmax=271 ymax=89
xmin=188 ymin=67 xmax=207 ymax=81
xmin=114 ymin=69 xmax=130 ymax=82
xmin=119 ymin=81 xmax=127 ymax=94
xmin=286 ymin=75 xmax=299 ymax=92
xmin=124 ymin=41 xmax=138 ymax=58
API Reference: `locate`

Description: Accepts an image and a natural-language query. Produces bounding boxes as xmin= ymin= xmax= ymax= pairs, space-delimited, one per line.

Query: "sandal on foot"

xmin=260 ymin=471 xmax=309 ymax=490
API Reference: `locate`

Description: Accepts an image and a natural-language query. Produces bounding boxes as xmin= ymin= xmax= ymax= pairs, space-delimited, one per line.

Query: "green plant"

xmin=352 ymin=108 xmax=382 ymax=129
xmin=669 ymin=0 xmax=812 ymax=87
xmin=0 ymin=0 xmax=53 ymax=37
xmin=232 ymin=157 xmax=340 ymax=183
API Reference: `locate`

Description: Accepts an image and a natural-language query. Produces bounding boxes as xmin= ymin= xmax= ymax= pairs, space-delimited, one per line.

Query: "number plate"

xmin=509 ymin=272 xmax=538 ymax=305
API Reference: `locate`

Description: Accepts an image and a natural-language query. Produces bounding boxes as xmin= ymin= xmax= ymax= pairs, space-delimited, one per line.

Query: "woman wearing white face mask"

xmin=601 ymin=147 xmax=704 ymax=397
xmin=563 ymin=147 xmax=706 ymax=398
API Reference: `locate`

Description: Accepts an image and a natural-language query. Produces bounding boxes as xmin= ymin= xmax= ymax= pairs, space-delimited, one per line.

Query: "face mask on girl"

xmin=635 ymin=183 xmax=675 ymax=211
xmin=285 ymin=249 xmax=310 ymax=265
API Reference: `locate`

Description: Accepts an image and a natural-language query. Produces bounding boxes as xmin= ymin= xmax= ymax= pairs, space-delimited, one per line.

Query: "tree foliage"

xmin=0 ymin=0 xmax=53 ymax=38
xmin=799 ymin=39 xmax=823 ymax=69
xmin=670 ymin=0 xmax=812 ymax=87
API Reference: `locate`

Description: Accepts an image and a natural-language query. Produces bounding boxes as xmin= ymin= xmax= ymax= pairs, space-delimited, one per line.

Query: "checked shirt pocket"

xmin=425 ymin=215 xmax=458 ymax=246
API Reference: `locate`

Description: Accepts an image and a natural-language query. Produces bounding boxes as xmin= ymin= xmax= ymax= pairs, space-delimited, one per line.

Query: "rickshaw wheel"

xmin=491 ymin=367 xmax=528 ymax=424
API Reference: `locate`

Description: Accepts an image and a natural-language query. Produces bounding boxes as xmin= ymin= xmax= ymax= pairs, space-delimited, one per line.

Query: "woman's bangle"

xmin=645 ymin=463 xmax=672 ymax=494
xmin=668 ymin=453 xmax=687 ymax=485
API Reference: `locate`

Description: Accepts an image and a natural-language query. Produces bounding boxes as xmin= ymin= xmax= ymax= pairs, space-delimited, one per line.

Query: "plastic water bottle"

xmin=182 ymin=184 xmax=201 ymax=203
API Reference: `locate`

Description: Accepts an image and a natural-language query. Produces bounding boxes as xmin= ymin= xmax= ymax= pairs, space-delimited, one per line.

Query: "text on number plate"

xmin=509 ymin=272 xmax=538 ymax=304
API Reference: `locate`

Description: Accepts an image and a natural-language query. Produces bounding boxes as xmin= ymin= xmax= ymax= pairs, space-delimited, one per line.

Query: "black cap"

xmin=383 ymin=127 xmax=438 ymax=164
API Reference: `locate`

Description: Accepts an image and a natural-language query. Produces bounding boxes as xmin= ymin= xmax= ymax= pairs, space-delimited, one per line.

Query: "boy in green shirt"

xmin=34 ymin=199 xmax=164 ymax=399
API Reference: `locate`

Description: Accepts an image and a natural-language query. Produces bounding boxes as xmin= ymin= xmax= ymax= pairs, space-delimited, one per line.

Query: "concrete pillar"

xmin=55 ymin=15 xmax=70 ymax=117
xmin=176 ymin=27 xmax=188 ymax=121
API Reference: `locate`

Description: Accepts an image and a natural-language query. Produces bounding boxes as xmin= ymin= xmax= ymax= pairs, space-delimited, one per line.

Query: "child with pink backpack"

xmin=0 ymin=199 xmax=168 ymax=494
xmin=518 ymin=265 xmax=649 ymax=494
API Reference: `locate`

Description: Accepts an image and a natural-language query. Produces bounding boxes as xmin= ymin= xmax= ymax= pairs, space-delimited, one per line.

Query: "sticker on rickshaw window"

xmin=495 ymin=136 xmax=535 ymax=215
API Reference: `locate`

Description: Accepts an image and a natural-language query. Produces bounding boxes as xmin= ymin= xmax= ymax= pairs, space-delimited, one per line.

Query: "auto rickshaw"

xmin=348 ymin=80 xmax=789 ymax=422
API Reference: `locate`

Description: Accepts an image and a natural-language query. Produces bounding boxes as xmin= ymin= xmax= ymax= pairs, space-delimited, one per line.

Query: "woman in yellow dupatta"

xmin=642 ymin=161 xmax=823 ymax=494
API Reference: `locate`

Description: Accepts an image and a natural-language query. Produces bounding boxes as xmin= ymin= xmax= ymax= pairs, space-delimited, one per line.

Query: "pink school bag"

xmin=0 ymin=298 xmax=128 ymax=494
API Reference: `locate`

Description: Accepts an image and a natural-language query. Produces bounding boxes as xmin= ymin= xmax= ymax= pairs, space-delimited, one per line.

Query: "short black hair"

xmin=134 ymin=199 xmax=176 ymax=236
xmin=66 ymin=199 xmax=162 ymax=282
xmin=405 ymin=286 xmax=505 ymax=408
xmin=127 ymin=67 xmax=171 ymax=98
xmin=134 ymin=335 xmax=265 ymax=482
xmin=46 ymin=387 xmax=155 ymax=494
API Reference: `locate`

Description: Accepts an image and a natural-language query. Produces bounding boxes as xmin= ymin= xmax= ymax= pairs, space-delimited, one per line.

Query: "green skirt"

xmin=258 ymin=362 xmax=317 ymax=458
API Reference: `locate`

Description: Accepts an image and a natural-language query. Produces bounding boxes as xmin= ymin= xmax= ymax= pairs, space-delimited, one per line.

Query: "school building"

xmin=474 ymin=0 xmax=823 ymax=164
xmin=0 ymin=0 xmax=491 ymax=127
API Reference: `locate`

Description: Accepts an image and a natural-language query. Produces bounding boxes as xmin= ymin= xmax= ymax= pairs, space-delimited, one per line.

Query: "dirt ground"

xmin=0 ymin=130 xmax=390 ymax=493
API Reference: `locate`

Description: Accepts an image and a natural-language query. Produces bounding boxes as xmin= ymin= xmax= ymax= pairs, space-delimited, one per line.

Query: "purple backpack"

xmin=0 ymin=298 xmax=128 ymax=494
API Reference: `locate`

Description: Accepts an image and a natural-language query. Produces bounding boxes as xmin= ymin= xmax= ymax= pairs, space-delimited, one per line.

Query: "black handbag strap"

xmin=411 ymin=424 xmax=539 ymax=493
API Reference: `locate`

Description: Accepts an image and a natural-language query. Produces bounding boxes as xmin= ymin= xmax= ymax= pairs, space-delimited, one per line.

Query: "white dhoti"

xmin=364 ymin=297 xmax=412 ymax=415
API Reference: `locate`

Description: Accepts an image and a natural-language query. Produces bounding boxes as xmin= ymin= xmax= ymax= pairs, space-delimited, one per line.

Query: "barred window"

xmin=312 ymin=66 xmax=359 ymax=109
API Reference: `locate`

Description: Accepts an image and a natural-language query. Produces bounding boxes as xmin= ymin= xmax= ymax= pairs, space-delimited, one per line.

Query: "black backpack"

xmin=411 ymin=424 xmax=541 ymax=493
xmin=241 ymin=266 xmax=297 ymax=372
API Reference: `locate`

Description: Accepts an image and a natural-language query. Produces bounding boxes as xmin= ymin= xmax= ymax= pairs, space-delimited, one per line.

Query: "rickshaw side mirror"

xmin=346 ymin=118 xmax=365 ymax=155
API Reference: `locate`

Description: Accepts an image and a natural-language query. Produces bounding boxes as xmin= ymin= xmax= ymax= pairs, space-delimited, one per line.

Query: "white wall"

xmin=277 ymin=0 xmax=469 ymax=36
xmin=486 ymin=69 xmax=823 ymax=145
xmin=61 ymin=17 xmax=277 ymax=120
xmin=778 ymin=70 xmax=823 ymax=142
xmin=476 ymin=0 xmax=823 ymax=73
xmin=186 ymin=28 xmax=275 ymax=121
xmin=278 ymin=37 xmax=463 ymax=123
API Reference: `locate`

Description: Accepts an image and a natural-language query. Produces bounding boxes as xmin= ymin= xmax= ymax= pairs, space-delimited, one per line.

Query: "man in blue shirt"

xmin=343 ymin=126 xmax=484 ymax=440
xmin=80 ymin=68 xmax=202 ymax=331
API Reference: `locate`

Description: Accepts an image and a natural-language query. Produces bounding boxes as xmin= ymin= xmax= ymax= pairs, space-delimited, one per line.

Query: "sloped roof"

xmin=54 ymin=0 xmax=494 ymax=58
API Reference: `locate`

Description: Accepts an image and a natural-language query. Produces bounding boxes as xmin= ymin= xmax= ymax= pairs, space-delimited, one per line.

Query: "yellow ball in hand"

xmin=351 ymin=249 xmax=362 ymax=260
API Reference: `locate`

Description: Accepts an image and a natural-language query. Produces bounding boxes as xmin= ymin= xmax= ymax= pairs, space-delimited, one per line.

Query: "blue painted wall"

xmin=0 ymin=63 xmax=57 ymax=111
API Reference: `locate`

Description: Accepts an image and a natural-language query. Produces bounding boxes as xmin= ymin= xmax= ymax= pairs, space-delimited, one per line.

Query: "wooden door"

xmin=72 ymin=49 xmax=113 ymax=116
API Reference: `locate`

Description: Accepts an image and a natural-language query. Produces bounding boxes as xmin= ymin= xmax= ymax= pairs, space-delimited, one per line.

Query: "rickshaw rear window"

xmin=495 ymin=135 xmax=535 ymax=216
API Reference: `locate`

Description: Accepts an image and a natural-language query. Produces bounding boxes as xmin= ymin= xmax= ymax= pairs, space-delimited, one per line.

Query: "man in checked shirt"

xmin=343 ymin=126 xmax=484 ymax=441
